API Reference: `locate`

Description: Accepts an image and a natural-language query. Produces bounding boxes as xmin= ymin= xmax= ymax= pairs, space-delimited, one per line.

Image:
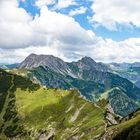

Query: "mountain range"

xmin=1 ymin=54 xmax=140 ymax=139
xmin=109 ymin=63 xmax=140 ymax=88
xmin=17 ymin=54 xmax=140 ymax=117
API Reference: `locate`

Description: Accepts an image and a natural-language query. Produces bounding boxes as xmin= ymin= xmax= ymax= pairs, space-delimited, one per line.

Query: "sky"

xmin=0 ymin=0 xmax=140 ymax=63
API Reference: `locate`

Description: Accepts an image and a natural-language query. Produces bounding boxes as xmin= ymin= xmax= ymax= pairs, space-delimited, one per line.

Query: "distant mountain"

xmin=0 ymin=63 xmax=19 ymax=69
xmin=19 ymin=54 xmax=109 ymax=77
xmin=131 ymin=62 xmax=140 ymax=67
xmin=98 ymin=87 xmax=139 ymax=117
xmin=109 ymin=63 xmax=140 ymax=88
xmin=110 ymin=62 xmax=140 ymax=69
xmin=68 ymin=56 xmax=109 ymax=73
xmin=17 ymin=54 xmax=140 ymax=117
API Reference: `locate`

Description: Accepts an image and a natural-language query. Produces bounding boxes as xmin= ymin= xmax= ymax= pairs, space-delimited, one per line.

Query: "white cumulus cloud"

xmin=0 ymin=0 xmax=93 ymax=49
xmin=0 ymin=0 xmax=46 ymax=49
xmin=90 ymin=0 xmax=140 ymax=30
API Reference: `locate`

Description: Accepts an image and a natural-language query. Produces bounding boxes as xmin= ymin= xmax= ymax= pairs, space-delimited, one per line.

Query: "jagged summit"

xmin=28 ymin=53 xmax=37 ymax=57
xmin=19 ymin=54 xmax=97 ymax=69
xmin=72 ymin=56 xmax=109 ymax=72
xmin=78 ymin=56 xmax=97 ymax=67
xmin=19 ymin=54 xmax=64 ymax=68
xmin=80 ymin=56 xmax=96 ymax=63
xmin=23 ymin=53 xmax=58 ymax=61
xmin=19 ymin=54 xmax=73 ymax=75
xmin=19 ymin=54 xmax=110 ymax=78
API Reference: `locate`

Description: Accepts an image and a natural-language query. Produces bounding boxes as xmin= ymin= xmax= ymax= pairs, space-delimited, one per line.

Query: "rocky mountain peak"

xmin=74 ymin=56 xmax=108 ymax=72
xmin=19 ymin=54 xmax=73 ymax=75
xmin=79 ymin=56 xmax=96 ymax=64
xmin=28 ymin=53 xmax=37 ymax=57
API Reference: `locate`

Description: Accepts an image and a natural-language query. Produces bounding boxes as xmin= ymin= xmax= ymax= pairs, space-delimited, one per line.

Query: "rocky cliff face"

xmin=19 ymin=54 xmax=73 ymax=76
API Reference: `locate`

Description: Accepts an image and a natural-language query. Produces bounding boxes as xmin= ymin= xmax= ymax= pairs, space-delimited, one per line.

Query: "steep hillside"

xmin=113 ymin=110 xmax=140 ymax=140
xmin=98 ymin=87 xmax=139 ymax=117
xmin=102 ymin=110 xmax=140 ymax=140
xmin=67 ymin=60 xmax=140 ymax=104
xmin=0 ymin=69 xmax=40 ymax=139
xmin=28 ymin=66 xmax=105 ymax=99
xmin=0 ymin=69 xmax=108 ymax=139
xmin=15 ymin=88 xmax=106 ymax=140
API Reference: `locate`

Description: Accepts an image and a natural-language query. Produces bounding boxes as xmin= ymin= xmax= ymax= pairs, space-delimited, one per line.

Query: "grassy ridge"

xmin=15 ymin=88 xmax=106 ymax=139
xmin=111 ymin=110 xmax=140 ymax=140
xmin=0 ymin=69 xmax=106 ymax=139
xmin=100 ymin=109 xmax=140 ymax=140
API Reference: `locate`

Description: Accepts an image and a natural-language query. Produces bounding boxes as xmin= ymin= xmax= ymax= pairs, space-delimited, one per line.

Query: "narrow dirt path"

xmin=65 ymin=95 xmax=75 ymax=113
xmin=69 ymin=104 xmax=85 ymax=122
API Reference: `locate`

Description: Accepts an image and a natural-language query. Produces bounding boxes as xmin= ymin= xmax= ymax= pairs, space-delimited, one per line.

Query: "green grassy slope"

xmin=0 ymin=69 xmax=106 ymax=139
xmin=113 ymin=112 xmax=140 ymax=140
xmin=104 ymin=110 xmax=140 ymax=140
xmin=0 ymin=69 xmax=40 ymax=139
xmin=15 ymin=88 xmax=106 ymax=140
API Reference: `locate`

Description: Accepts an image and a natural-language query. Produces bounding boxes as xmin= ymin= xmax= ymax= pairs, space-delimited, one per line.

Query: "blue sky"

xmin=0 ymin=0 xmax=140 ymax=63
